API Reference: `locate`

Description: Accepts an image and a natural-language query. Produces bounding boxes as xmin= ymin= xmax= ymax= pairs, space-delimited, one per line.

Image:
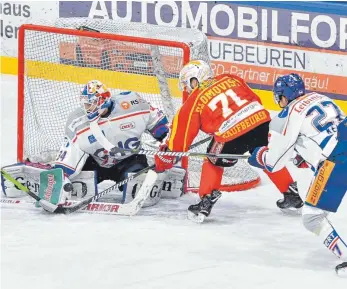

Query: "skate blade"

xmin=336 ymin=266 xmax=347 ymax=277
xmin=279 ymin=206 xmax=302 ymax=216
xmin=187 ymin=210 xmax=206 ymax=223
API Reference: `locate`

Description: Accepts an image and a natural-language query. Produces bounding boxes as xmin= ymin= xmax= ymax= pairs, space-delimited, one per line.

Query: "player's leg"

xmin=82 ymin=154 xmax=148 ymax=184
xmin=116 ymin=154 xmax=149 ymax=180
xmin=302 ymin=118 xmax=347 ymax=273
xmin=188 ymin=129 xmax=258 ymax=219
xmin=302 ymin=160 xmax=347 ymax=274
xmin=187 ymin=140 xmax=224 ymax=218
xmin=248 ymin=121 xmax=303 ymax=212
xmin=81 ymin=156 xmax=109 ymax=184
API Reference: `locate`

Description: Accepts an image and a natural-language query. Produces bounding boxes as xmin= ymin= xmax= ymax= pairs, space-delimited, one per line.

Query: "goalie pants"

xmin=82 ymin=154 xmax=149 ymax=187
xmin=199 ymin=121 xmax=294 ymax=197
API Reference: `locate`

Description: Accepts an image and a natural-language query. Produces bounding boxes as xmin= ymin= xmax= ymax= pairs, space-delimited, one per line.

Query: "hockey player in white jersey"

xmin=1 ymin=80 xmax=186 ymax=210
xmin=55 ymin=80 xmax=168 ymax=180
xmin=50 ymin=80 xmax=169 ymax=202
xmin=248 ymin=73 xmax=347 ymax=275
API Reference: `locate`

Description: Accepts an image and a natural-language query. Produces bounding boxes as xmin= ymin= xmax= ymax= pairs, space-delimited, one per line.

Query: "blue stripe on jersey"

xmin=319 ymin=135 xmax=333 ymax=150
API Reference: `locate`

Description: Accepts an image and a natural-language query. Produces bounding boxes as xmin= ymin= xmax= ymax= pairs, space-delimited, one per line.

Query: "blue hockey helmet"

xmin=273 ymin=73 xmax=305 ymax=104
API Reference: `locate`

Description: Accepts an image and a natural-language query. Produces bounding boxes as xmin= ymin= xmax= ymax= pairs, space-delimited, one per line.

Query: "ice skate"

xmin=187 ymin=190 xmax=222 ymax=223
xmin=335 ymin=262 xmax=347 ymax=276
xmin=276 ymin=182 xmax=303 ymax=215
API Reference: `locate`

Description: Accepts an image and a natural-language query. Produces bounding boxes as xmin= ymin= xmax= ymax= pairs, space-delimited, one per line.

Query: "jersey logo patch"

xmin=120 ymin=101 xmax=131 ymax=110
xmin=88 ymin=131 xmax=105 ymax=144
xmin=120 ymin=122 xmax=135 ymax=131
xmin=88 ymin=135 xmax=97 ymax=144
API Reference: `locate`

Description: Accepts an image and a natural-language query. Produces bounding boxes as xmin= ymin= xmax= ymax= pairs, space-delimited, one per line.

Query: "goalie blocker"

xmin=1 ymin=163 xmax=186 ymax=209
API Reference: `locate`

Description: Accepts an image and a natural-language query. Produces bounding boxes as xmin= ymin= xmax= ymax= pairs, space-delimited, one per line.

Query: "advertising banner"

xmin=59 ymin=1 xmax=347 ymax=105
xmin=1 ymin=1 xmax=58 ymax=57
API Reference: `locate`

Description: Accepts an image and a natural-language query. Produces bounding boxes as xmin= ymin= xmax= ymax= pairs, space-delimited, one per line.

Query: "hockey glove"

xmin=154 ymin=143 xmax=176 ymax=173
xmin=248 ymin=146 xmax=268 ymax=169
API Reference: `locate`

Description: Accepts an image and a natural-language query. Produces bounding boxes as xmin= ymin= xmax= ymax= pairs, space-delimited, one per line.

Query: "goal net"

xmin=18 ymin=18 xmax=260 ymax=192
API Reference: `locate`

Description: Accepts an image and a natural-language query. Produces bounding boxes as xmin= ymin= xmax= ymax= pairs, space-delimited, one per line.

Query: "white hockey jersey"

xmin=263 ymin=92 xmax=346 ymax=172
xmin=54 ymin=91 xmax=167 ymax=178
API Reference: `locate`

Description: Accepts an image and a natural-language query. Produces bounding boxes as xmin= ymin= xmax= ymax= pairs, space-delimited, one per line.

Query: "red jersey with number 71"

xmin=167 ymin=74 xmax=271 ymax=152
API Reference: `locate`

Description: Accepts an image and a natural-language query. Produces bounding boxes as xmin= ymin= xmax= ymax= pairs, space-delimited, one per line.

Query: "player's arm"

xmin=54 ymin=123 xmax=89 ymax=179
xmin=154 ymin=93 xmax=201 ymax=173
xmin=145 ymin=103 xmax=169 ymax=142
xmin=249 ymin=109 xmax=302 ymax=172
xmin=167 ymin=95 xmax=201 ymax=152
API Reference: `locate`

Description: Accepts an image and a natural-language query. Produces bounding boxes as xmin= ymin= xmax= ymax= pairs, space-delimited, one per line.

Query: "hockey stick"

xmin=55 ymin=135 xmax=212 ymax=214
xmin=1 ymin=194 xmax=150 ymax=216
xmin=54 ymin=166 xmax=157 ymax=214
xmin=0 ymin=169 xmax=58 ymax=213
xmin=141 ymin=136 xmax=212 ymax=150
xmin=114 ymin=148 xmax=250 ymax=160
xmin=1 ymin=165 xmax=157 ymax=215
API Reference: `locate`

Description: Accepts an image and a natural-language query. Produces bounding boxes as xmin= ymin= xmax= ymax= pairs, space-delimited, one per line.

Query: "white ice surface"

xmin=1 ymin=74 xmax=347 ymax=289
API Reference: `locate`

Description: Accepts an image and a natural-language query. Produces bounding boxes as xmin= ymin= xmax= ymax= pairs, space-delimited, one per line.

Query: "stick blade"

xmin=38 ymin=199 xmax=59 ymax=213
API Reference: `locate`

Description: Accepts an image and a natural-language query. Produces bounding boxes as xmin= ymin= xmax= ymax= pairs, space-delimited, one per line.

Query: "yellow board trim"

xmin=1 ymin=56 xmax=18 ymax=75
xmin=306 ymin=160 xmax=335 ymax=206
xmin=1 ymin=56 xmax=347 ymax=113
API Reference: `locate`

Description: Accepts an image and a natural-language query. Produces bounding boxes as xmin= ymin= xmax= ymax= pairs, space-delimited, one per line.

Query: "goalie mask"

xmin=80 ymin=80 xmax=112 ymax=119
xmin=178 ymin=60 xmax=213 ymax=93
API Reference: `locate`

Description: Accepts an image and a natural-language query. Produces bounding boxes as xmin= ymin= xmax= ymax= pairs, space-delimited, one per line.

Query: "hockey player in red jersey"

xmin=155 ymin=60 xmax=302 ymax=221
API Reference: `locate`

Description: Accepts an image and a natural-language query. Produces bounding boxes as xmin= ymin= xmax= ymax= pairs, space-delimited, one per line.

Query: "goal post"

xmin=17 ymin=18 xmax=260 ymax=193
xmin=17 ymin=23 xmax=190 ymax=162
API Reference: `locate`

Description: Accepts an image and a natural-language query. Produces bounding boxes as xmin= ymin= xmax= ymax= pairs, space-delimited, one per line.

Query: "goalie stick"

xmin=58 ymin=136 xmax=212 ymax=214
xmin=55 ymin=167 xmax=157 ymax=214
xmin=2 ymin=136 xmax=211 ymax=215
xmin=2 ymin=166 xmax=157 ymax=215
xmin=1 ymin=198 xmax=146 ymax=216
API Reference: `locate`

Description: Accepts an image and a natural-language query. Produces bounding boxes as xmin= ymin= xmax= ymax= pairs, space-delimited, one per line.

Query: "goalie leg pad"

xmin=1 ymin=163 xmax=97 ymax=199
xmin=160 ymin=166 xmax=186 ymax=199
xmin=122 ymin=172 xmax=164 ymax=207
xmin=122 ymin=166 xmax=187 ymax=207
xmin=1 ymin=163 xmax=42 ymax=197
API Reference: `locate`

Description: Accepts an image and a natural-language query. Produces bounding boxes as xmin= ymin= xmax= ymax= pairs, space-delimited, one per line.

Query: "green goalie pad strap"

xmin=36 ymin=168 xmax=64 ymax=207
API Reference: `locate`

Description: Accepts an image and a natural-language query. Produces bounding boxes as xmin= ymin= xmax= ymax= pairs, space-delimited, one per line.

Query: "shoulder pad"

xmin=269 ymin=113 xmax=287 ymax=134
xmin=112 ymin=92 xmax=150 ymax=114
xmin=65 ymin=108 xmax=88 ymax=137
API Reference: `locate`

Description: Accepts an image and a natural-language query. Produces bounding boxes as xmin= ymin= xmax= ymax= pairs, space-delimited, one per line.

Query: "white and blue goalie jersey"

xmin=54 ymin=91 xmax=168 ymax=178
xmin=264 ymin=92 xmax=346 ymax=172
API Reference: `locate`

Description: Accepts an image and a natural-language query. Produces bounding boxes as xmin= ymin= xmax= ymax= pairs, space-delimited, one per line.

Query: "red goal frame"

xmin=17 ymin=24 xmax=260 ymax=193
xmin=17 ymin=24 xmax=190 ymax=163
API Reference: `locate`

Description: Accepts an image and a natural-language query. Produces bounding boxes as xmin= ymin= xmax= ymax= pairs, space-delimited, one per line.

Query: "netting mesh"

xmin=20 ymin=18 xmax=259 ymax=191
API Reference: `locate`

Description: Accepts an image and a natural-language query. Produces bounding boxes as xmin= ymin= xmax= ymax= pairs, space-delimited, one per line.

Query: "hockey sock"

xmin=319 ymin=218 xmax=347 ymax=260
xmin=264 ymin=166 xmax=294 ymax=193
xmin=199 ymin=160 xmax=223 ymax=198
